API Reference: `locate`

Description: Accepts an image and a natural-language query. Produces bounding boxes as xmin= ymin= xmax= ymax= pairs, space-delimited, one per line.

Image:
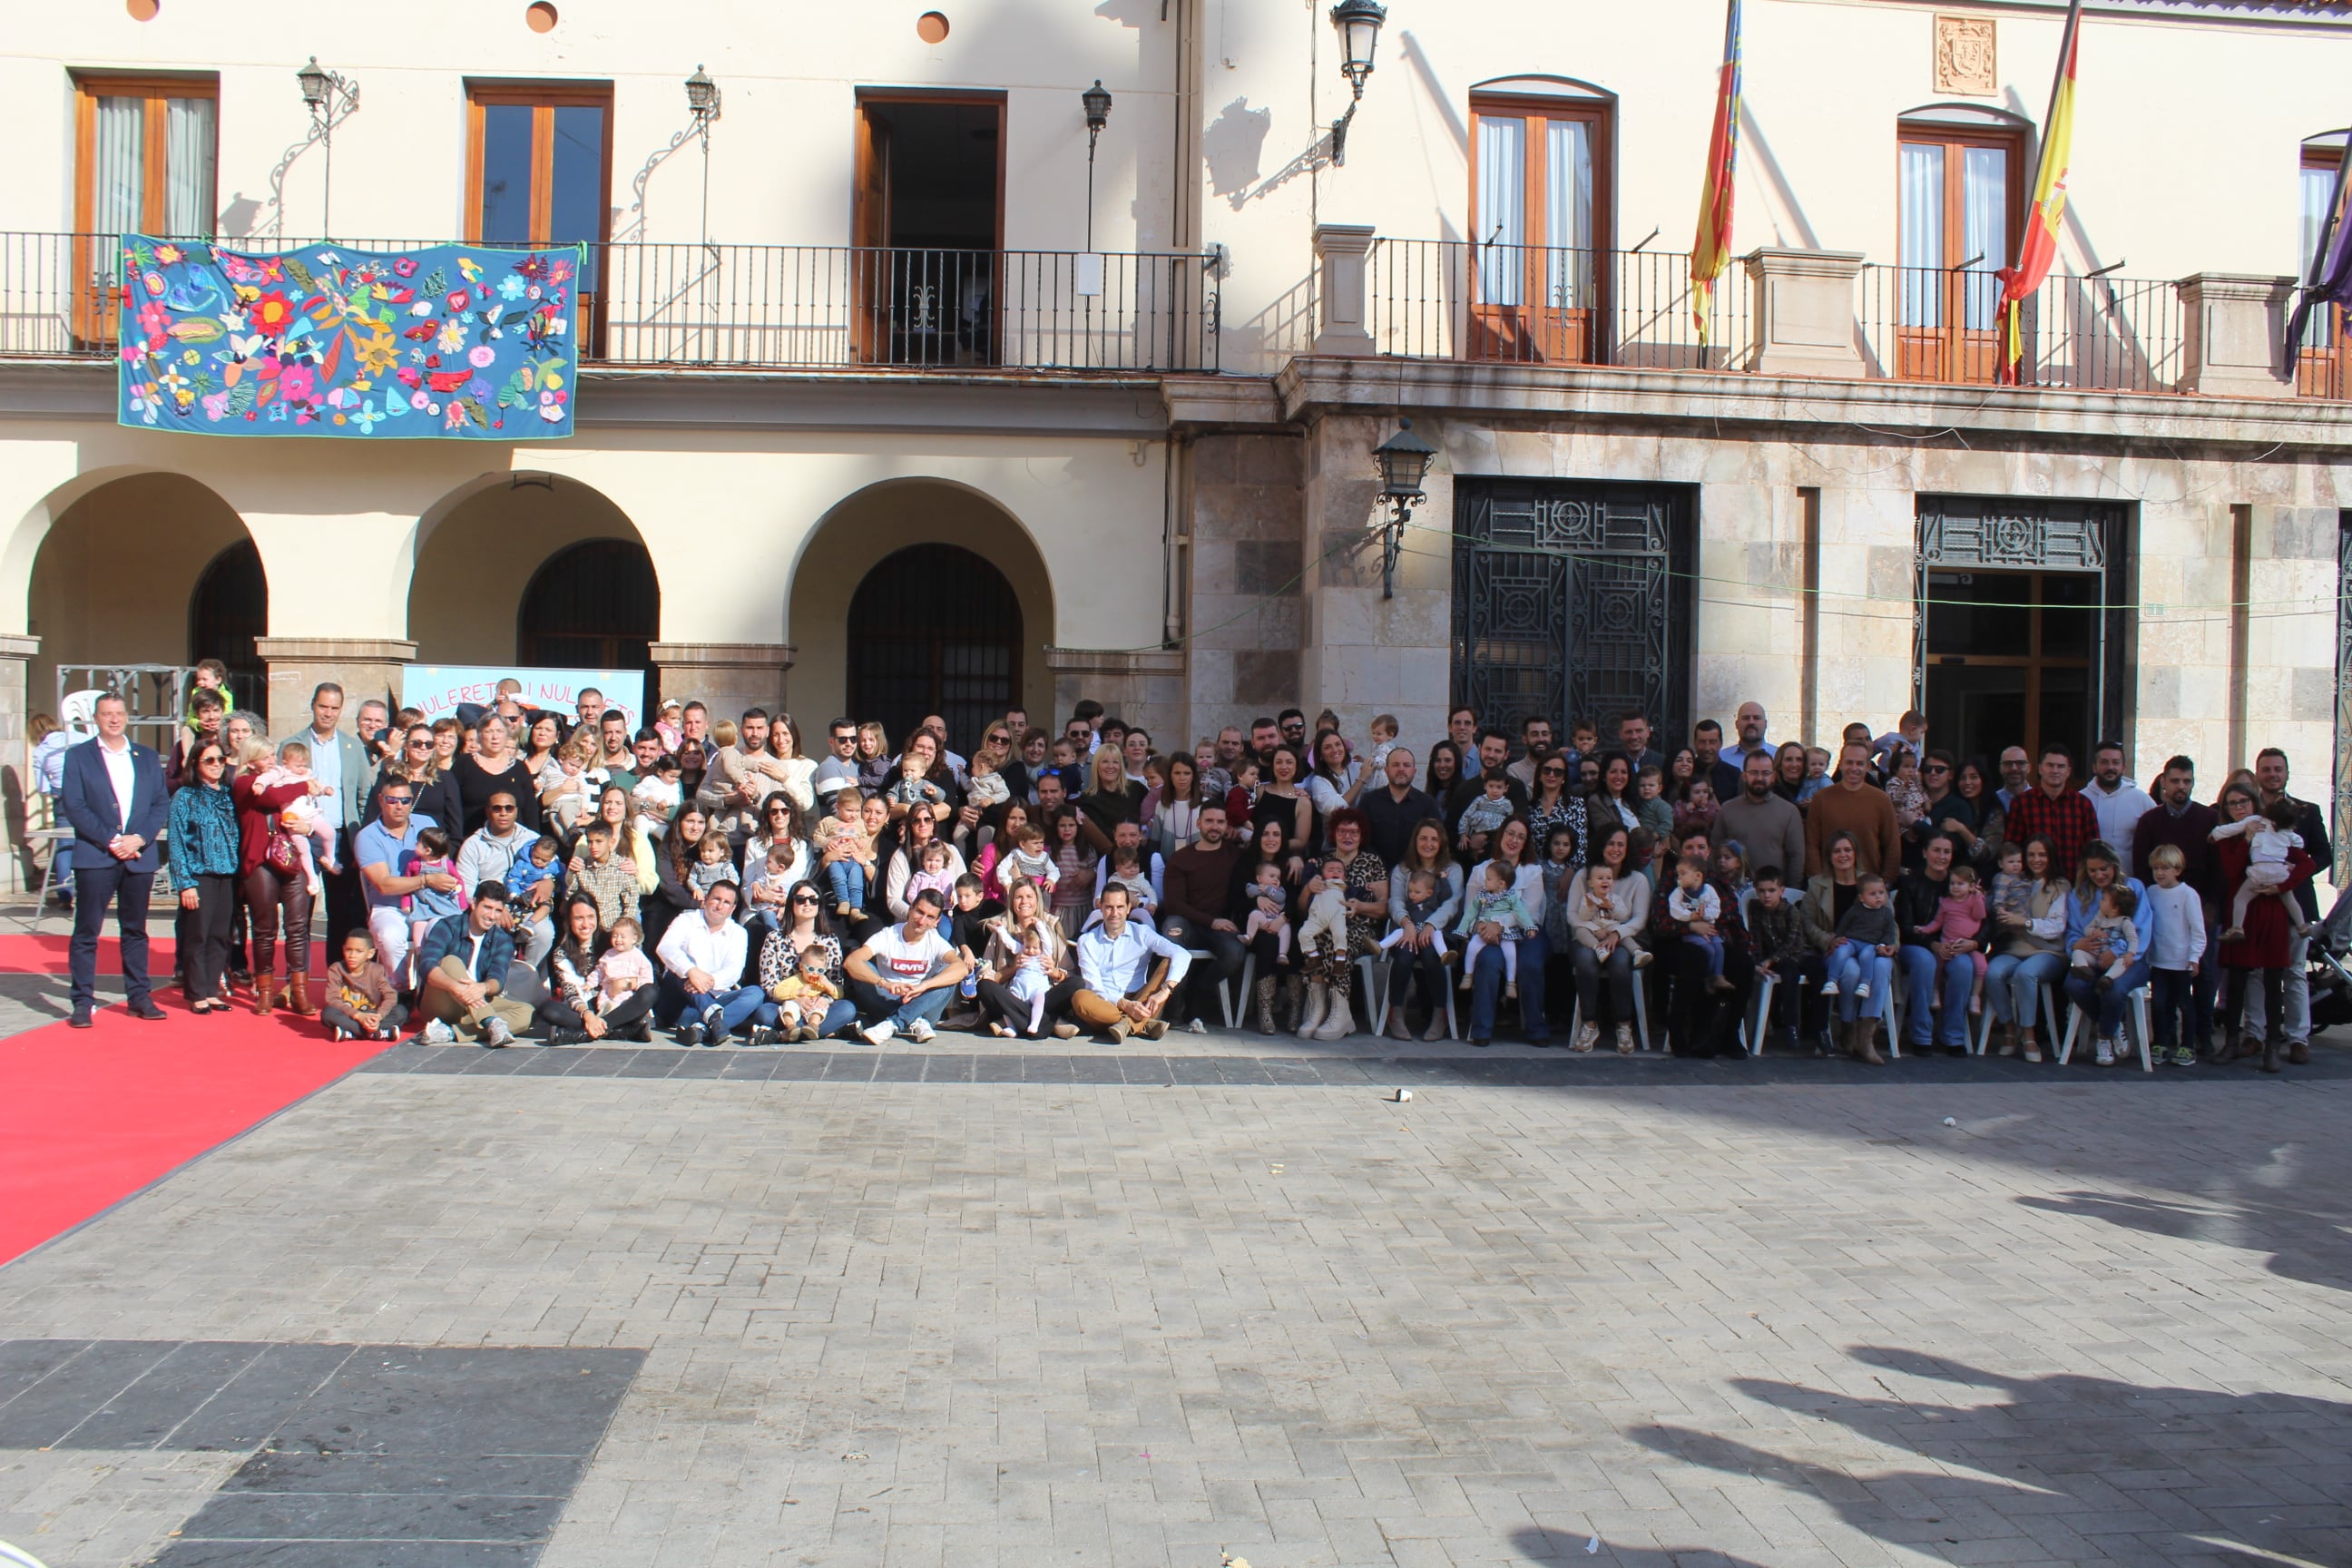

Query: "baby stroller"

xmin=2305 ymin=883 xmax=2352 ymax=1036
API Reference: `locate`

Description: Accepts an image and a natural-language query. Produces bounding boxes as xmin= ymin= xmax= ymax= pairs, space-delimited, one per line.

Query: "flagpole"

xmin=1999 ymin=0 xmax=2082 ymax=384
xmin=2287 ymin=135 xmax=2352 ymax=358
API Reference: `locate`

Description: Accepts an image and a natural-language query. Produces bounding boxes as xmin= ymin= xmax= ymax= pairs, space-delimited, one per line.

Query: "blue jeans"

xmin=1681 ymin=933 xmax=1724 ymax=979
xmin=847 ymin=977 xmax=954 ymax=1033
xmin=818 ymin=996 xmax=861 ymax=1038
xmin=2149 ymin=966 xmax=2196 ymax=1051
xmin=1468 ymin=929 xmax=1549 ymax=1042
xmin=684 ymin=983 xmax=773 ymax=1037
xmin=1828 ymin=944 xmax=1894 ymax=1021
xmin=2064 ymin=956 xmax=2150 ymax=1041
xmin=1897 ymin=944 xmax=1976 ymax=1047
xmin=828 ymin=860 xmax=867 ymax=911
xmin=1984 ymin=950 xmax=2064 ymax=1034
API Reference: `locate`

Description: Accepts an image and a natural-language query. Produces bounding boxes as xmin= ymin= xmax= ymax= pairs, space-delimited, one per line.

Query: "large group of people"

xmin=43 ymin=671 xmax=2338 ymax=1073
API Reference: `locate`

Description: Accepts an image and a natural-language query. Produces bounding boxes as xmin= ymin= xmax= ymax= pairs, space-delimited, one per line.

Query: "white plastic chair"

xmin=1569 ymin=974 xmax=1651 ymax=1052
xmin=2057 ymin=984 xmax=2155 ymax=1072
xmin=1184 ymin=948 xmax=1242 ymax=1029
xmin=1975 ymin=982 xmax=2062 ymax=1056
xmin=1749 ymin=971 xmax=1777 ymax=1054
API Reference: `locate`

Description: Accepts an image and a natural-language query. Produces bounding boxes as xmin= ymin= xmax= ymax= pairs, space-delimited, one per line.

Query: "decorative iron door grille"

xmin=1914 ymin=495 xmax=2132 ymax=763
xmin=1451 ymin=480 xmax=1694 ymax=746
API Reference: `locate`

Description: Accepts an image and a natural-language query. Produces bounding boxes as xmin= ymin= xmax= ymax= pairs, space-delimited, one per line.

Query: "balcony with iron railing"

xmin=1359 ymin=235 xmax=2340 ymax=400
xmin=0 ymin=232 xmax=1222 ymax=374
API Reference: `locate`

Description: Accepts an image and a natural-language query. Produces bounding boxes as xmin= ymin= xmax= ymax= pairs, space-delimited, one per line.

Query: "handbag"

xmin=264 ymin=825 xmax=303 ymax=878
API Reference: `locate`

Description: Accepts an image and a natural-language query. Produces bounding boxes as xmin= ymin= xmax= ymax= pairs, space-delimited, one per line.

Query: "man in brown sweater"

xmin=1159 ymin=803 xmax=1246 ymax=1028
xmin=1805 ymin=741 xmax=1903 ymax=879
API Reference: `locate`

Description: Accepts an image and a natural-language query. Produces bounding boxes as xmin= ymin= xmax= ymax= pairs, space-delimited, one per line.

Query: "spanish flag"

xmin=1995 ymin=0 xmax=2082 ymax=384
xmin=1688 ymin=0 xmax=1742 ymax=345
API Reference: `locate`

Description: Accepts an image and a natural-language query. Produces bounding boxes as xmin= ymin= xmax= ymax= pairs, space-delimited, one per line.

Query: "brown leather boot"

xmin=287 ymin=972 xmax=318 ymax=1017
xmin=255 ymin=975 xmax=278 ymax=1015
xmin=1851 ymin=1018 xmax=1885 ymax=1066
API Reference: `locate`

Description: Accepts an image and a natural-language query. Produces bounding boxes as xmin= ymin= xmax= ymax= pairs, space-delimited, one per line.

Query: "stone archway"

xmin=787 ymin=479 xmax=1054 ymax=755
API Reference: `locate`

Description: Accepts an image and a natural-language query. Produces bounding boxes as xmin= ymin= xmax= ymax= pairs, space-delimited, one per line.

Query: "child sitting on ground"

xmin=1240 ymin=861 xmax=1292 ymax=963
xmin=1455 ymin=859 xmax=1533 ymax=997
xmin=321 ymin=928 xmax=404 ymax=1043
xmin=1665 ymin=854 xmax=1732 ymax=993
xmin=2211 ymin=799 xmax=2308 ymax=940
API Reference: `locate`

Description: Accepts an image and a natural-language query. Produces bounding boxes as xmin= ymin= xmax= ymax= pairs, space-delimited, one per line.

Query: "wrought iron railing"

xmin=0 ymin=232 xmax=1220 ymax=373
xmin=1856 ymin=264 xmax=2184 ymax=394
xmin=1367 ymin=239 xmax=1755 ymax=371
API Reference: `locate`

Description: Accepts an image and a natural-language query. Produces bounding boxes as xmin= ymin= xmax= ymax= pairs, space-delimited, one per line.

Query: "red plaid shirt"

xmin=2002 ymin=786 xmax=2102 ymax=879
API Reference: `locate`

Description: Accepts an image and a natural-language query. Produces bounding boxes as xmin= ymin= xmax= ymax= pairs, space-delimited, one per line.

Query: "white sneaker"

xmin=860 ymin=1020 xmax=897 ymax=1045
xmin=420 ymin=1019 xmax=457 ymax=1045
xmin=1187 ymin=1017 xmax=1208 ymax=1034
xmin=2094 ymin=1037 xmax=2116 ymax=1067
xmin=1820 ymin=980 xmax=1839 ymax=995
xmin=482 ymin=1017 xmax=514 ymax=1049
xmin=1854 ymin=983 xmax=1871 ymax=1000
xmin=905 ymin=1018 xmax=936 ymax=1043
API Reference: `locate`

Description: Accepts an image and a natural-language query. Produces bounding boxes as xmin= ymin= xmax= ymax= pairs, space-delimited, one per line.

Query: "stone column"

xmin=652 ymin=642 xmax=794 ymax=727
xmin=1297 ymin=412 xmax=1452 ymax=744
xmin=1742 ymin=249 xmax=1866 ymax=378
xmin=255 ymin=637 xmax=419 ymax=742
xmin=0 ymin=633 xmax=40 ymax=892
xmin=2180 ymin=274 xmax=2296 ymax=398
xmin=1313 ymin=225 xmax=1377 ymax=358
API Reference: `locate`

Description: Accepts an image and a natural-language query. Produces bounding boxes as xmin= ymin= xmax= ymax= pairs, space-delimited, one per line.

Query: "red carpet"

xmin=0 ymin=1002 xmax=381 ymax=1266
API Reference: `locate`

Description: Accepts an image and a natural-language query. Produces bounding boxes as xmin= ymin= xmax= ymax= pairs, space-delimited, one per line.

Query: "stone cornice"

xmin=1273 ymin=356 xmax=2352 ymax=454
xmin=0 ymin=359 xmax=1172 ymax=440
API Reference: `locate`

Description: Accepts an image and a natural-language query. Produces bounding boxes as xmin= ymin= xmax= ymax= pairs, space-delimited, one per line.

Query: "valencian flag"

xmin=1994 ymin=0 xmax=2082 ymax=384
xmin=2288 ymin=136 xmax=2352 ymax=359
xmin=1688 ymin=0 xmax=1742 ymax=344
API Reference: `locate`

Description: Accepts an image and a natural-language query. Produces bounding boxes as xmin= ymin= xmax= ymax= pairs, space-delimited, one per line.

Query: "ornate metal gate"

xmin=1451 ymin=480 xmax=1694 ymax=745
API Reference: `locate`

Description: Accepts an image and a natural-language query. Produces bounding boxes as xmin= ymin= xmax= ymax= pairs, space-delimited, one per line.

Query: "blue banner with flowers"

xmin=116 ymin=236 xmax=578 ymax=438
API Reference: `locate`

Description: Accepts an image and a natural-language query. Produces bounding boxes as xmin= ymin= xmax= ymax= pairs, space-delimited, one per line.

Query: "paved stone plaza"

xmin=4 ymin=969 xmax=2350 ymax=1567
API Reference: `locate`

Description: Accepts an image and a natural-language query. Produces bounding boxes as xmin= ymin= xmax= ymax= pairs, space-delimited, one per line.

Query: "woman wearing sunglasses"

xmin=166 ymin=740 xmax=243 ymax=1014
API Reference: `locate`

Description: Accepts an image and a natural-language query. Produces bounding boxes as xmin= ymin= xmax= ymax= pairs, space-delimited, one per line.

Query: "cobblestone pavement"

xmin=3 ymin=976 xmax=2350 ymax=1565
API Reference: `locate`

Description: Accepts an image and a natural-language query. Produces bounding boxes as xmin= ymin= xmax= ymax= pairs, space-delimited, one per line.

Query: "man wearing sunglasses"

xmin=356 ymin=779 xmax=454 ymax=990
xmin=814 ymin=717 xmax=861 ymax=805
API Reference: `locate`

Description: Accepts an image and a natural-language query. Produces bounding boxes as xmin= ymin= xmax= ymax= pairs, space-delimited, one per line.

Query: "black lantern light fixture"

xmin=684 ymin=64 xmax=721 ymax=125
xmin=1081 ymin=79 xmax=1113 ymax=250
xmin=296 ymin=55 xmax=359 ymax=237
xmin=1327 ymin=0 xmax=1387 ymax=166
xmin=1371 ymin=417 xmax=1436 ymax=599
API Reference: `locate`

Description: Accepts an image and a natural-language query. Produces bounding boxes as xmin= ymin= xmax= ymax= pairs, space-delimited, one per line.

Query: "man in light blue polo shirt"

xmin=354 ymin=779 xmax=454 ymax=989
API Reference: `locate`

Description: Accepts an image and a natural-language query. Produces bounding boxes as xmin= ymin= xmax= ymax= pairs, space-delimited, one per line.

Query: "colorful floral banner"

xmin=116 ymin=236 xmax=580 ymax=438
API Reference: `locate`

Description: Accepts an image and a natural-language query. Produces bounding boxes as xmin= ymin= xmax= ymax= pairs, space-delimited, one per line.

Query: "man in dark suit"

xmin=60 ymin=692 xmax=170 ymax=1027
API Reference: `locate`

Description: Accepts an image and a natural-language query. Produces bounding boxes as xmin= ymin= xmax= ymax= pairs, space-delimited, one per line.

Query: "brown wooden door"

xmin=1468 ymin=99 xmax=1608 ymax=366
xmin=466 ymin=83 xmax=613 ymax=357
xmin=1896 ymin=125 xmax=2020 ymax=385
xmin=851 ymin=107 xmax=892 ymax=364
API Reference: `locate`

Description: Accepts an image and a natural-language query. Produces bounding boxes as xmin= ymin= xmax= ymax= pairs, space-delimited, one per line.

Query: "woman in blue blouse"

xmin=2060 ymin=841 xmax=2156 ymax=1066
xmin=168 ymin=737 xmax=243 ymax=1014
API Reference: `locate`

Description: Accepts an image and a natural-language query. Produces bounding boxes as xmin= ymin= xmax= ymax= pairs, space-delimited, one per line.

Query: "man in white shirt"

xmin=1071 ymin=884 xmax=1192 ymax=1043
xmin=2083 ymin=740 xmax=2153 ymax=867
xmin=60 ymin=692 xmax=169 ymax=1027
xmin=843 ymin=889 xmax=970 ymax=1044
xmin=655 ymin=881 xmax=767 ymax=1045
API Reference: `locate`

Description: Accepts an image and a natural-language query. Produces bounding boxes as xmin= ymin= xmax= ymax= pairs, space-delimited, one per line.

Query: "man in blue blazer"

xmin=60 ymin=692 xmax=171 ymax=1027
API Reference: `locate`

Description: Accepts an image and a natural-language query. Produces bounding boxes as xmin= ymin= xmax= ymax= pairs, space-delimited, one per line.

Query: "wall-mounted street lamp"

xmin=1081 ymin=79 xmax=1112 ymax=250
xmin=1327 ymin=0 xmax=1386 ymax=166
xmin=295 ymin=56 xmax=359 ymax=237
xmin=1371 ymin=416 xmax=1435 ymax=598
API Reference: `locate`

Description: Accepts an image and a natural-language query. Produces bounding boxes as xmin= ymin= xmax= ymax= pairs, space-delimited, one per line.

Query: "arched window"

xmin=517 ymin=538 xmax=659 ymax=675
xmin=847 ymin=544 xmax=1021 ymax=752
xmin=188 ymin=539 xmax=266 ymax=712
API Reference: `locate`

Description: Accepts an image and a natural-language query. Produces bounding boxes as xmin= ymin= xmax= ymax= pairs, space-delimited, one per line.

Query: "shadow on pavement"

xmin=1632 ymin=1346 xmax=2352 ymax=1567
